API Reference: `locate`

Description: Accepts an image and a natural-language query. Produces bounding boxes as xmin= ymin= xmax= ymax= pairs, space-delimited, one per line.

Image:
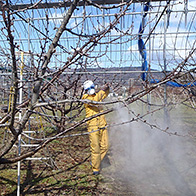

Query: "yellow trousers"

xmin=88 ymin=127 xmax=109 ymax=172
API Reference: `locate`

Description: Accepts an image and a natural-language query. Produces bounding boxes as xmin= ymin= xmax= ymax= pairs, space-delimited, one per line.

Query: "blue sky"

xmin=0 ymin=0 xmax=196 ymax=71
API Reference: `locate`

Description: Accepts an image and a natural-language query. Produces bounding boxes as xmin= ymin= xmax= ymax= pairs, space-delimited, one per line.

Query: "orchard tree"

xmin=0 ymin=0 xmax=196 ymax=165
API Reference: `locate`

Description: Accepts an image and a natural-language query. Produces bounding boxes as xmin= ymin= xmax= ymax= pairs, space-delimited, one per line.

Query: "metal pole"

xmin=3 ymin=75 xmax=5 ymax=104
xmin=28 ymin=18 xmax=31 ymax=144
xmin=184 ymin=0 xmax=188 ymax=27
xmin=17 ymin=52 xmax=24 ymax=196
xmin=163 ymin=11 xmax=168 ymax=124
xmin=147 ymin=8 xmax=151 ymax=113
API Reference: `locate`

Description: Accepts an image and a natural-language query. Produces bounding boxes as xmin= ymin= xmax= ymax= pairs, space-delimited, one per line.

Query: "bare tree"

xmin=0 ymin=0 xmax=196 ymax=165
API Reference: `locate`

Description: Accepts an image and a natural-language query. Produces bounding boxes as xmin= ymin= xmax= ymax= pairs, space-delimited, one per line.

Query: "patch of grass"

xmin=0 ymin=168 xmax=22 ymax=195
xmin=0 ymin=133 xmax=118 ymax=196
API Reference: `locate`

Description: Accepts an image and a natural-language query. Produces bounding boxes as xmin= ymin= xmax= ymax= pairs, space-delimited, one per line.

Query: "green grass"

xmin=0 ymin=162 xmax=107 ymax=195
xmin=0 ymin=132 xmax=116 ymax=196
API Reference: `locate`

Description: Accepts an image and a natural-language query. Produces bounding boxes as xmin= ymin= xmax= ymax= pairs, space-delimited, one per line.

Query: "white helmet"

xmin=83 ymin=80 xmax=95 ymax=95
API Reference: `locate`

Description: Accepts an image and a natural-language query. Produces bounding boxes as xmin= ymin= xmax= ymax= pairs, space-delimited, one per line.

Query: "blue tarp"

xmin=137 ymin=2 xmax=196 ymax=88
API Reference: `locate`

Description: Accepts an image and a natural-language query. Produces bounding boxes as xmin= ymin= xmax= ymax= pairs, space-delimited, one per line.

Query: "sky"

xmin=0 ymin=0 xmax=196 ymax=71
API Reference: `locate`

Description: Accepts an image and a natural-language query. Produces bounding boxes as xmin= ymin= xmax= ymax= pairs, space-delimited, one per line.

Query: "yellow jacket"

xmin=82 ymin=89 xmax=109 ymax=130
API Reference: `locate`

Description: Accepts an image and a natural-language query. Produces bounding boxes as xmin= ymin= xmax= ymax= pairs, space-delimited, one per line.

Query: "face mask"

xmin=88 ymin=88 xmax=95 ymax=95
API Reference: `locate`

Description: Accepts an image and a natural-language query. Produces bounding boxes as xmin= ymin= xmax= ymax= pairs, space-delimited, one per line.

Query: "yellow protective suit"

xmin=82 ymin=89 xmax=109 ymax=172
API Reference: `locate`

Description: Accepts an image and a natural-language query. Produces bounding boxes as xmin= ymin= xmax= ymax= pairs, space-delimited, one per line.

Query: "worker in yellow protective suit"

xmin=82 ymin=80 xmax=109 ymax=175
